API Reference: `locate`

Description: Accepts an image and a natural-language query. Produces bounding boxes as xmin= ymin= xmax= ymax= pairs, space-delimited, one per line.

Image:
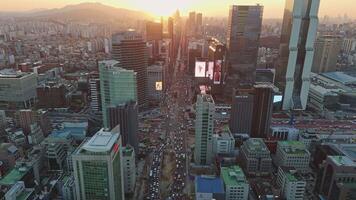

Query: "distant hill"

xmin=0 ymin=2 xmax=152 ymax=23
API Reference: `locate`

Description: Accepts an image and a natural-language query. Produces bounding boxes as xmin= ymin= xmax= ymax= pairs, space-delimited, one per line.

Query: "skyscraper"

xmin=276 ymin=0 xmax=320 ymax=110
xmin=251 ymin=83 xmax=275 ymax=138
xmin=99 ymin=60 xmax=137 ymax=128
xmin=225 ymin=5 xmax=263 ymax=97
xmin=194 ymin=94 xmax=215 ymax=166
xmin=312 ymin=35 xmax=342 ymax=73
xmin=112 ymin=31 xmax=147 ymax=106
xmin=72 ymin=126 xmax=124 ymax=200
xmin=107 ymin=101 xmax=139 ymax=153
xmin=229 ymin=95 xmax=254 ymax=134
xmin=89 ymin=72 xmax=101 ymax=112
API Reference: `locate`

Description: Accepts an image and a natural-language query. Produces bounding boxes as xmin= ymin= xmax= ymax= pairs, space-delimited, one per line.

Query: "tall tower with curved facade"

xmin=276 ymin=0 xmax=320 ymax=110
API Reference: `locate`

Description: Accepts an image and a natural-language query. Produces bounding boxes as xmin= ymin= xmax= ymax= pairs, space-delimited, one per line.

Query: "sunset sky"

xmin=0 ymin=0 xmax=354 ymax=18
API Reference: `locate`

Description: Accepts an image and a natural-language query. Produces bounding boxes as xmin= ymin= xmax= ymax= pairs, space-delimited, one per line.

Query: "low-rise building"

xmin=240 ymin=138 xmax=272 ymax=176
xmin=277 ymin=167 xmax=306 ymax=200
xmin=274 ymin=141 xmax=310 ymax=171
xmin=221 ymin=165 xmax=249 ymax=200
xmin=270 ymin=126 xmax=299 ymax=141
xmin=213 ymin=131 xmax=235 ymax=156
xmin=195 ymin=176 xmax=225 ymax=200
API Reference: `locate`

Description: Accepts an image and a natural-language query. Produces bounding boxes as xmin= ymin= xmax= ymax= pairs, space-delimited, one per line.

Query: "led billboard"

xmin=155 ymin=81 xmax=162 ymax=91
xmin=195 ymin=61 xmax=206 ymax=77
xmin=214 ymin=60 xmax=222 ymax=84
xmin=206 ymin=62 xmax=214 ymax=80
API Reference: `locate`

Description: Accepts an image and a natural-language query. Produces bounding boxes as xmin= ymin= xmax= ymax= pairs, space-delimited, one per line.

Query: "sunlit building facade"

xmin=276 ymin=0 xmax=320 ymax=110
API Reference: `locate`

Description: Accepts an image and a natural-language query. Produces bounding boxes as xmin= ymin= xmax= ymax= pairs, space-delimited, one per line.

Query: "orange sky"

xmin=0 ymin=0 xmax=354 ymax=19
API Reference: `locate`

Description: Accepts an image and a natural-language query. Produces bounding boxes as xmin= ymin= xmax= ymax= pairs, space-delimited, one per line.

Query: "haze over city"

xmin=1 ymin=0 xmax=356 ymax=200
xmin=0 ymin=0 xmax=355 ymax=18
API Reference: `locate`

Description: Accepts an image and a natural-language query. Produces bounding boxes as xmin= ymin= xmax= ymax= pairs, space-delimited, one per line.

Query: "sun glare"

xmin=130 ymin=0 xmax=191 ymax=17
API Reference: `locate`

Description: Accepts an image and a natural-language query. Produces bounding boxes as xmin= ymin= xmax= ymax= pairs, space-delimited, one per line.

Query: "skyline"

xmin=0 ymin=0 xmax=354 ymax=19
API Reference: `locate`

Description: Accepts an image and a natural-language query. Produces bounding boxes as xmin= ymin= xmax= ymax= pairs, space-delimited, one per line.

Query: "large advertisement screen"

xmin=195 ymin=61 xmax=206 ymax=77
xmin=206 ymin=62 xmax=214 ymax=80
xmin=155 ymin=81 xmax=162 ymax=91
xmin=214 ymin=60 xmax=222 ymax=84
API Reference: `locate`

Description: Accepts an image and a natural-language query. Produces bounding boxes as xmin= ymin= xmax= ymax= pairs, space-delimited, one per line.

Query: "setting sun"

xmin=128 ymin=0 xmax=191 ymax=17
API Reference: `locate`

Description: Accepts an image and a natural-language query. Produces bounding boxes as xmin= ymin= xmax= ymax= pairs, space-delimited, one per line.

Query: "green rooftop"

xmin=16 ymin=189 xmax=34 ymax=200
xmin=122 ymin=146 xmax=134 ymax=157
xmin=285 ymin=173 xmax=297 ymax=182
xmin=245 ymin=138 xmax=269 ymax=152
xmin=221 ymin=165 xmax=247 ymax=186
xmin=278 ymin=141 xmax=308 ymax=155
xmin=0 ymin=167 xmax=30 ymax=185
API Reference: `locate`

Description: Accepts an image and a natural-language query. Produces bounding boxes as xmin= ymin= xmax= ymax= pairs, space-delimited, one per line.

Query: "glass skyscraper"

xmin=112 ymin=31 xmax=148 ymax=107
xmin=99 ymin=60 xmax=137 ymax=128
xmin=225 ymin=5 xmax=263 ymax=97
xmin=276 ymin=0 xmax=320 ymax=110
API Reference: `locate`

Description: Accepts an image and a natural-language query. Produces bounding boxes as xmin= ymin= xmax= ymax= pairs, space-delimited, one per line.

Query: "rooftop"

xmin=16 ymin=189 xmax=34 ymax=200
xmin=81 ymin=129 xmax=119 ymax=153
xmin=221 ymin=165 xmax=247 ymax=186
xmin=322 ymin=72 xmax=356 ymax=85
xmin=0 ymin=167 xmax=30 ymax=186
xmin=0 ymin=68 xmax=32 ymax=79
xmin=196 ymin=176 xmax=224 ymax=194
xmin=329 ymin=156 xmax=356 ymax=167
xmin=278 ymin=141 xmax=308 ymax=155
xmin=245 ymin=138 xmax=269 ymax=152
xmin=122 ymin=146 xmax=134 ymax=157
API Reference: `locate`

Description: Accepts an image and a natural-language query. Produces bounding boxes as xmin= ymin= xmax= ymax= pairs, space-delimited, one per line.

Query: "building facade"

xmin=312 ymin=35 xmax=342 ymax=73
xmin=240 ymin=138 xmax=272 ymax=176
xmin=276 ymin=0 xmax=320 ymax=110
xmin=107 ymin=101 xmax=139 ymax=153
xmin=72 ymin=127 xmax=124 ymax=200
xmin=112 ymin=31 xmax=148 ymax=106
xmin=147 ymin=64 xmax=163 ymax=101
xmin=221 ymin=165 xmax=249 ymax=200
xmin=229 ymin=95 xmax=254 ymax=134
xmin=0 ymin=69 xmax=37 ymax=109
xmin=99 ymin=60 xmax=137 ymax=128
xmin=195 ymin=94 xmax=215 ymax=166
xmin=277 ymin=166 xmax=306 ymax=200
xmin=274 ymin=141 xmax=310 ymax=171
xmin=122 ymin=146 xmax=136 ymax=194
xmin=225 ymin=5 xmax=263 ymax=96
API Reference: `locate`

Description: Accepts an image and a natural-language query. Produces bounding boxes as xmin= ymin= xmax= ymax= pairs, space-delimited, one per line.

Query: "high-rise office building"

xmin=122 ymin=146 xmax=136 ymax=194
xmin=145 ymin=21 xmax=163 ymax=41
xmin=276 ymin=0 xmax=320 ymax=110
xmin=72 ymin=126 xmax=124 ymax=200
xmin=18 ymin=109 xmax=35 ymax=135
xmin=0 ymin=69 xmax=37 ymax=109
xmin=196 ymin=13 xmax=203 ymax=27
xmin=251 ymin=84 xmax=275 ymax=138
xmin=194 ymin=94 xmax=215 ymax=166
xmin=99 ymin=60 xmax=137 ymax=128
xmin=112 ymin=31 xmax=147 ymax=106
xmin=229 ymin=95 xmax=254 ymax=134
xmin=312 ymin=35 xmax=342 ymax=73
xmin=89 ymin=72 xmax=101 ymax=112
xmin=189 ymin=12 xmax=196 ymax=29
xmin=107 ymin=101 xmax=139 ymax=153
xmin=225 ymin=5 xmax=263 ymax=97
